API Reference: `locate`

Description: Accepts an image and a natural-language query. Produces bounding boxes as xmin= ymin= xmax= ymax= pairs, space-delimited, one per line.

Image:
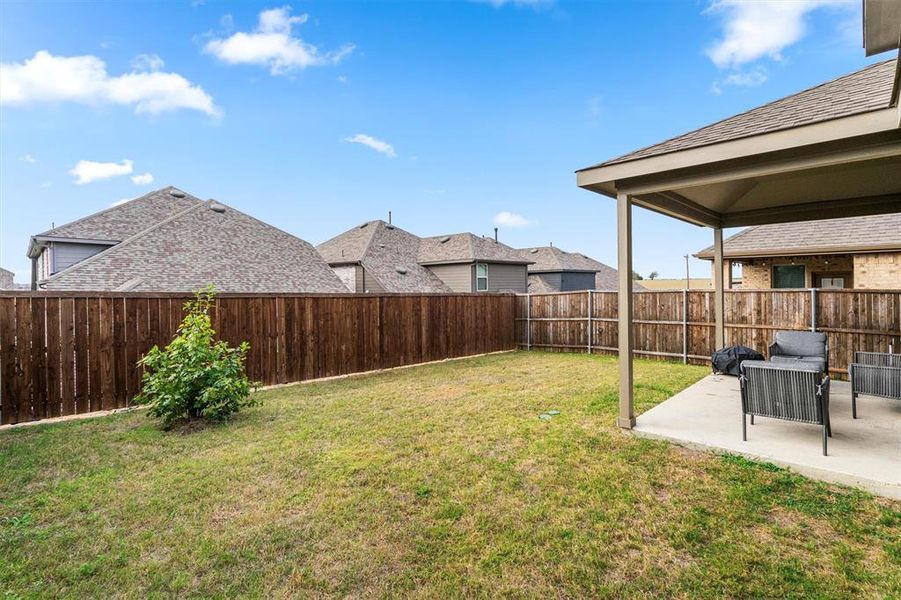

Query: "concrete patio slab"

xmin=634 ymin=374 xmax=901 ymax=499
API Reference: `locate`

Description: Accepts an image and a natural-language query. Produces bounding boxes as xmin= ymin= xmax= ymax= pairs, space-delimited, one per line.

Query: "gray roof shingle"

xmin=35 ymin=187 xmax=203 ymax=241
xmin=317 ymin=221 xmax=453 ymax=293
xmin=520 ymin=246 xmax=643 ymax=291
xmin=586 ymin=59 xmax=897 ymax=169
xmin=418 ymin=233 xmax=531 ymax=265
xmin=41 ymin=193 xmax=347 ymax=293
xmin=695 ymin=213 xmax=901 ymax=259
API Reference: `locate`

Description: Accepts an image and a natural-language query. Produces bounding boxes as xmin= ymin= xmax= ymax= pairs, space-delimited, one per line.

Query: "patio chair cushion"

xmin=770 ymin=355 xmax=827 ymax=372
xmin=741 ymin=359 xmax=823 ymax=374
xmin=773 ymin=331 xmax=827 ymax=359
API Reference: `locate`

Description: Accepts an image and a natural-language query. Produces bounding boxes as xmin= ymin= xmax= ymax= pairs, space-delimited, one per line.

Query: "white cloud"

xmin=20 ymin=154 xmax=36 ymax=163
xmin=68 ymin=159 xmax=133 ymax=185
xmin=131 ymin=172 xmax=154 ymax=185
xmin=704 ymin=0 xmax=845 ymax=69
xmin=0 ymin=50 xmax=220 ymax=116
xmin=723 ymin=68 xmax=768 ymax=87
xmin=493 ymin=211 xmax=533 ymax=228
xmin=344 ymin=133 xmax=396 ymax=158
xmin=130 ymin=53 xmax=164 ymax=72
xmin=204 ymin=6 xmax=355 ymax=75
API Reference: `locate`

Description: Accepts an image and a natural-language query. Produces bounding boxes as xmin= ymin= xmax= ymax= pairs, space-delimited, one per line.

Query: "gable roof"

xmin=317 ymin=221 xmax=453 ymax=293
xmin=418 ymin=232 xmax=531 ymax=265
xmin=30 ymin=187 xmax=203 ymax=249
xmin=40 ymin=194 xmax=347 ymax=293
xmin=695 ymin=213 xmax=901 ymax=260
xmin=584 ymin=59 xmax=898 ymax=170
xmin=519 ymin=246 xmax=607 ymax=273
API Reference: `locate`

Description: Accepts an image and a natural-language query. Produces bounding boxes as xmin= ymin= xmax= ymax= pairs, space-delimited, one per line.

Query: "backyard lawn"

xmin=1 ymin=351 xmax=898 ymax=598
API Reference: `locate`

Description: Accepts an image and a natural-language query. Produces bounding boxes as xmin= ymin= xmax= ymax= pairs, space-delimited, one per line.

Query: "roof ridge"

xmin=582 ymin=58 xmax=896 ymax=171
xmin=42 ymin=201 xmax=208 ymax=284
xmin=359 ymin=220 xmax=385 ymax=259
xmin=34 ymin=186 xmax=198 ymax=238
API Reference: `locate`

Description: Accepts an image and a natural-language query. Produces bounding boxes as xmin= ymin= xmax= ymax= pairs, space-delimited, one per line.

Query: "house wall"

xmin=331 ymin=265 xmax=357 ymax=292
xmin=727 ymin=254 xmax=901 ymax=289
xmin=0 ymin=269 xmax=13 ymax=290
xmin=854 ymin=252 xmax=901 ymax=289
xmin=486 ymin=263 xmax=527 ymax=293
xmin=427 ymin=264 xmax=473 ymax=292
xmin=560 ymin=272 xmax=597 ymax=292
xmin=50 ymin=242 xmax=109 ymax=275
xmin=360 ymin=266 xmax=385 ymax=293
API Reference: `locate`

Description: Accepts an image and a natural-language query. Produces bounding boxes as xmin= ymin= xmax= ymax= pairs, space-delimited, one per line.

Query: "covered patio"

xmin=634 ymin=375 xmax=901 ymax=498
xmin=576 ymin=7 xmax=901 ymax=496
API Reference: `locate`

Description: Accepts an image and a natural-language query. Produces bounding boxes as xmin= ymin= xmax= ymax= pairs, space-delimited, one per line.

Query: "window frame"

xmin=771 ymin=264 xmax=806 ymax=289
xmin=475 ymin=263 xmax=488 ymax=292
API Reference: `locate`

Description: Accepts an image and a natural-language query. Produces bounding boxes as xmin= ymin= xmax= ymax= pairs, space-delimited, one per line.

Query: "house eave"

xmin=694 ymin=243 xmax=901 ymax=261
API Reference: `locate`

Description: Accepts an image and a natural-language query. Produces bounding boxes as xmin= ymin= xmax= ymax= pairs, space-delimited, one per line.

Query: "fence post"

xmin=587 ymin=290 xmax=592 ymax=354
xmin=682 ymin=288 xmax=688 ymax=364
xmin=810 ymin=288 xmax=817 ymax=332
xmin=526 ymin=294 xmax=531 ymax=351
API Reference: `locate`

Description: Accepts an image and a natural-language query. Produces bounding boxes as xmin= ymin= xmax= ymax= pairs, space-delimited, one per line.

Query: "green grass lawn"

xmin=1 ymin=351 xmax=898 ymax=598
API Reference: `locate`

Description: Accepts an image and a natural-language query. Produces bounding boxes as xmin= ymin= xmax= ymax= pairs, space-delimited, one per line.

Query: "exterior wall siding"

xmin=361 ymin=266 xmax=385 ymax=293
xmin=50 ymin=242 xmax=110 ymax=274
xmin=427 ymin=264 xmax=474 ymax=292
xmin=485 ymin=263 xmax=527 ymax=293
xmin=560 ymin=271 xmax=597 ymax=291
xmin=855 ymin=252 xmax=901 ymax=289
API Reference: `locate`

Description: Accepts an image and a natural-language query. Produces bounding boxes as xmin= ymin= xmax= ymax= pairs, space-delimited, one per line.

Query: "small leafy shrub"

xmin=135 ymin=286 xmax=258 ymax=427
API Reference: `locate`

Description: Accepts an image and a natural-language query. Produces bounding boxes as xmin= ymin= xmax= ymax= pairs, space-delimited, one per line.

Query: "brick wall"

xmin=854 ymin=252 xmax=901 ymax=289
xmin=733 ymin=255 xmax=854 ymax=289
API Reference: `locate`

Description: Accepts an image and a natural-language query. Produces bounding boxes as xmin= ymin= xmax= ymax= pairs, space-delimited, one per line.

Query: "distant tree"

xmin=648 ymin=271 xmax=659 ymax=280
xmin=631 ymin=271 xmax=644 ymax=280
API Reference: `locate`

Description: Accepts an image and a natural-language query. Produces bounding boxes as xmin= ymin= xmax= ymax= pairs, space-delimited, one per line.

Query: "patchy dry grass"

xmin=1 ymin=351 xmax=898 ymax=598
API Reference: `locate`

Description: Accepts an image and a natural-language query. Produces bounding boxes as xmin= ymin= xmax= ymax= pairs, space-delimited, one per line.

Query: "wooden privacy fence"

xmin=0 ymin=292 xmax=516 ymax=425
xmin=517 ymin=289 xmax=901 ymax=377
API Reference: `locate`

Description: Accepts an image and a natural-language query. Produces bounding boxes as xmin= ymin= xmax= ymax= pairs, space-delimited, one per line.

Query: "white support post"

xmin=617 ymin=193 xmax=635 ymax=429
xmin=713 ymin=227 xmax=725 ymax=350
xmin=587 ymin=290 xmax=592 ymax=354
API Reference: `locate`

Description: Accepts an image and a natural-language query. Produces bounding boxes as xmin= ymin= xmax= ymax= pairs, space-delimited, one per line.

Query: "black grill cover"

xmin=711 ymin=346 xmax=765 ymax=376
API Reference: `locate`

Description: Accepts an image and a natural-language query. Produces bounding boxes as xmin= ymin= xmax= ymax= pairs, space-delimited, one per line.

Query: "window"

xmin=772 ymin=265 xmax=805 ymax=289
xmin=476 ymin=263 xmax=488 ymax=291
xmin=814 ymin=273 xmax=852 ymax=289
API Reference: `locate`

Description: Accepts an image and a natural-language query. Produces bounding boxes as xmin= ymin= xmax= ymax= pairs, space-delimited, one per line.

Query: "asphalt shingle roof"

xmin=36 ymin=187 xmax=203 ymax=241
xmin=695 ymin=213 xmax=901 ymax=259
xmin=317 ymin=221 xmax=453 ymax=293
xmin=586 ymin=59 xmax=897 ymax=169
xmin=519 ymin=246 xmax=643 ymax=292
xmin=41 ymin=190 xmax=347 ymax=293
xmin=418 ymin=233 xmax=530 ymax=265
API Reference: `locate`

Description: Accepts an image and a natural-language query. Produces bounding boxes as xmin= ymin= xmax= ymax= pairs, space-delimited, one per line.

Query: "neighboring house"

xmin=0 ymin=267 xmax=14 ymax=290
xmin=318 ymin=223 xmax=531 ymax=293
xmin=695 ymin=214 xmax=901 ymax=289
xmin=518 ymin=246 xmax=639 ymax=292
xmin=638 ymin=278 xmax=716 ymax=290
xmin=27 ymin=186 xmax=348 ymax=293
xmin=317 ymin=220 xmax=453 ymax=293
xmin=418 ymin=232 xmax=531 ymax=293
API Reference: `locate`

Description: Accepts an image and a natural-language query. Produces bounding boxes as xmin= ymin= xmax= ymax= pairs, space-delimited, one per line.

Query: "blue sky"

xmin=0 ymin=0 xmax=879 ymax=284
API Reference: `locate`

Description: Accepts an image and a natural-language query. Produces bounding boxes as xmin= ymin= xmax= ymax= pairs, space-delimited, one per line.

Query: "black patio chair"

xmin=850 ymin=351 xmax=901 ymax=418
xmin=739 ymin=360 xmax=832 ymax=455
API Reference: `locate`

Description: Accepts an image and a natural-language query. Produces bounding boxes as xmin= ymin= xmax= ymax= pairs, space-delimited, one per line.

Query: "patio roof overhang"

xmin=576 ymin=106 xmax=901 ymax=229
xmin=576 ymin=57 xmax=901 ymax=430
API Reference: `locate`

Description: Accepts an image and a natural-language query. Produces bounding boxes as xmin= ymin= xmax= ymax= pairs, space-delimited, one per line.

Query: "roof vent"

xmin=529 ymin=248 xmax=539 ymax=254
xmin=386 ymin=224 xmax=395 ymax=230
xmin=395 ymin=267 xmax=408 ymax=275
xmin=209 ymin=202 xmax=226 ymax=213
xmin=359 ymin=222 xmax=369 ymax=229
xmin=439 ymin=236 xmax=451 ymax=243
xmin=169 ymin=189 xmax=186 ymax=198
